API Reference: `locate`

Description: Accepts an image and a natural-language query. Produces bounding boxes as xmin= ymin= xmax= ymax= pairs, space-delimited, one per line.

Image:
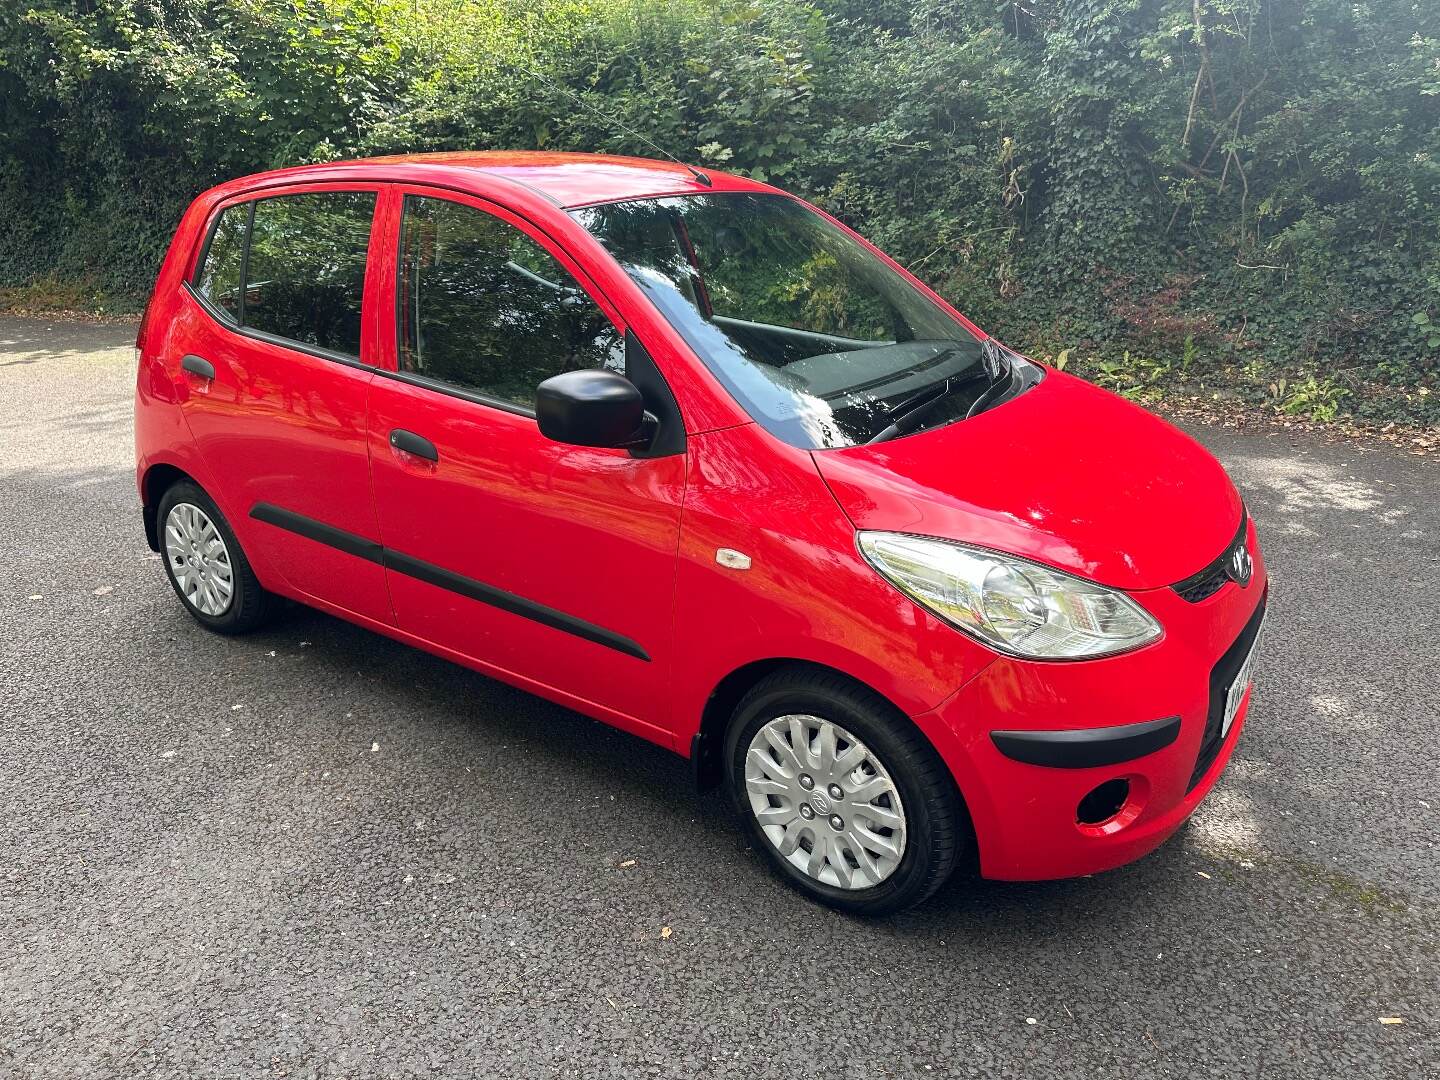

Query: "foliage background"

xmin=2 ymin=0 xmax=1437 ymax=424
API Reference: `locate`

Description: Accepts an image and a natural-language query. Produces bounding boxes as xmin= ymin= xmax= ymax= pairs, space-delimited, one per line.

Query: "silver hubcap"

xmin=744 ymin=714 xmax=907 ymax=890
xmin=163 ymin=502 xmax=234 ymax=616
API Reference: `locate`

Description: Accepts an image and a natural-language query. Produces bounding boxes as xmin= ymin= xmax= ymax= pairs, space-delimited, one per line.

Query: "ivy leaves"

xmin=1 ymin=0 xmax=1437 ymax=424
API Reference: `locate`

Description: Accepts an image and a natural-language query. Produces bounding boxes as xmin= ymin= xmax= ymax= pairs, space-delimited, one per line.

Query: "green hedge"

xmin=3 ymin=0 xmax=1437 ymax=424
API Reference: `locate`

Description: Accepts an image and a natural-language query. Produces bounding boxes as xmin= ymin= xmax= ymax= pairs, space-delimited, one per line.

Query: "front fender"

xmin=668 ymin=424 xmax=995 ymax=752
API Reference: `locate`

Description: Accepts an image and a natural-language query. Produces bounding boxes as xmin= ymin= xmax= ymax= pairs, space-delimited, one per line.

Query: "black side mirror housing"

xmin=536 ymin=369 xmax=649 ymax=449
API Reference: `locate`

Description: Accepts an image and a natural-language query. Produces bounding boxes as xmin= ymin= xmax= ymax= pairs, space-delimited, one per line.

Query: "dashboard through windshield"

xmin=571 ymin=193 xmax=1028 ymax=449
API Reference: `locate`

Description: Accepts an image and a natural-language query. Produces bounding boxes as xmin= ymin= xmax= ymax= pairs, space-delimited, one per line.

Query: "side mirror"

xmin=535 ymin=369 xmax=649 ymax=449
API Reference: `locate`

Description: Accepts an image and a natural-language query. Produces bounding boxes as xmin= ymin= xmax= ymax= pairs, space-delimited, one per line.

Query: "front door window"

xmin=396 ymin=195 xmax=624 ymax=409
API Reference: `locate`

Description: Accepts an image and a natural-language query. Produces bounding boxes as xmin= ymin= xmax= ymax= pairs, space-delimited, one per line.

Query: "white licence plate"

xmin=1222 ymin=624 xmax=1263 ymax=738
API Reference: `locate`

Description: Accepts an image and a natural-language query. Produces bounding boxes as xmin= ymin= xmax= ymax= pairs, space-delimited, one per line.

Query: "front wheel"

xmin=724 ymin=668 xmax=965 ymax=915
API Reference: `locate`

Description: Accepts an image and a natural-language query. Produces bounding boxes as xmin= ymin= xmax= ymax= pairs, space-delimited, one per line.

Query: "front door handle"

xmin=180 ymin=354 xmax=215 ymax=380
xmin=389 ymin=428 xmax=438 ymax=462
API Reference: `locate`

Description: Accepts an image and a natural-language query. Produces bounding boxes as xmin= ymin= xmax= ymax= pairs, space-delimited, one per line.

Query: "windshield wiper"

xmin=864 ymin=338 xmax=1015 ymax=444
xmin=981 ymin=336 xmax=1011 ymax=382
xmin=866 ymin=365 xmax=988 ymax=444
xmin=966 ymin=338 xmax=1017 ymax=419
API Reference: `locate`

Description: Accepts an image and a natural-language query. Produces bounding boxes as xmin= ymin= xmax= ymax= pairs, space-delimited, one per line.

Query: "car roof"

xmin=230 ymin=151 xmax=778 ymax=209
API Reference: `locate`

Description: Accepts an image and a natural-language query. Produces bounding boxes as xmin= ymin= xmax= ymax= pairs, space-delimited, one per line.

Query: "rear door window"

xmin=193 ymin=191 xmax=376 ymax=360
xmin=243 ymin=192 xmax=376 ymax=358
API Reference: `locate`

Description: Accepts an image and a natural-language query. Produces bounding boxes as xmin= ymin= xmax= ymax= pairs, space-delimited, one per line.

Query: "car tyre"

xmin=724 ymin=667 xmax=965 ymax=916
xmin=157 ymin=480 xmax=276 ymax=634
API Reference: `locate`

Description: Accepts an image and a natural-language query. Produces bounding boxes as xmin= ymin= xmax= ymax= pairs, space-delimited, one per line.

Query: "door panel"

xmin=176 ymin=297 xmax=390 ymax=622
xmin=367 ymin=380 xmax=684 ymax=724
xmin=174 ymin=186 xmax=391 ymax=623
xmin=365 ymin=188 xmax=685 ymax=731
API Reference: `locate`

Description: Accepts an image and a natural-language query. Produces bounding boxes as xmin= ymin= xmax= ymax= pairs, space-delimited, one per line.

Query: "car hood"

xmin=811 ymin=369 xmax=1242 ymax=591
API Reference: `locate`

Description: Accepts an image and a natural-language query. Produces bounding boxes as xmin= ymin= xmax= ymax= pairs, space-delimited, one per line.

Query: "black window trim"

xmin=189 ymin=199 xmax=251 ymax=326
xmin=236 ymin=199 xmax=255 ymax=326
xmin=374 ymin=365 xmax=537 ymax=419
xmin=182 ymin=280 xmax=375 ymax=373
xmin=186 ymin=188 xmax=377 ymax=371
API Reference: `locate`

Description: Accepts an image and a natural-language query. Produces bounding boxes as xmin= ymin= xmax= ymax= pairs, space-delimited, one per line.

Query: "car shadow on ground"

xmin=214 ymin=597 xmax=1203 ymax=930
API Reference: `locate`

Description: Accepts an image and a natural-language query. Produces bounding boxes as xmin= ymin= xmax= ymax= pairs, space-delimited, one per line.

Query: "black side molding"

xmin=180 ymin=354 xmax=215 ymax=380
xmin=990 ymin=715 xmax=1182 ymax=769
xmin=382 ymin=549 xmax=649 ymax=661
xmin=247 ymin=502 xmax=648 ymax=661
xmin=251 ymin=503 xmax=384 ymax=564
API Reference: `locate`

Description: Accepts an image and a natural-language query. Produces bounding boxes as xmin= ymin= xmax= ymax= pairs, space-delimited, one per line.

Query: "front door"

xmin=176 ymin=186 xmax=391 ymax=623
xmin=365 ymin=189 xmax=686 ymax=737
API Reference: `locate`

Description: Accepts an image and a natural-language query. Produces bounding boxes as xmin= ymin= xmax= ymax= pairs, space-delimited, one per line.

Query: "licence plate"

xmin=1222 ymin=623 xmax=1263 ymax=737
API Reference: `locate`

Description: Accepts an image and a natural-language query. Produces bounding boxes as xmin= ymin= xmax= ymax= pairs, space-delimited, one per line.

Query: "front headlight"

xmin=857 ymin=532 xmax=1162 ymax=660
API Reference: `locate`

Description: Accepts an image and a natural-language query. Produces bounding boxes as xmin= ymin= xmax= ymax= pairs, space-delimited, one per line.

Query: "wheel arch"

xmin=692 ymin=659 xmax=944 ymax=794
xmin=140 ymin=462 xmax=197 ymax=551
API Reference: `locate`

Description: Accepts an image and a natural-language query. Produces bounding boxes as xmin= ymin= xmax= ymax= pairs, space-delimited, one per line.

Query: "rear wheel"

xmin=157 ymin=480 xmax=275 ymax=634
xmin=724 ymin=667 xmax=964 ymax=915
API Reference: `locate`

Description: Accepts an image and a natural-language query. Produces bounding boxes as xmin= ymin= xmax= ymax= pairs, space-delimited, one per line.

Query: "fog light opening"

xmin=1077 ymin=778 xmax=1130 ymax=826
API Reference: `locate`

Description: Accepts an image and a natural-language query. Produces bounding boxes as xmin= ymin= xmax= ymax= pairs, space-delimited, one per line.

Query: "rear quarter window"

xmin=195 ymin=203 xmax=246 ymax=320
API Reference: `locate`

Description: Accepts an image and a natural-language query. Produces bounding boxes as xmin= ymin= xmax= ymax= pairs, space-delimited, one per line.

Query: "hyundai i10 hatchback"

xmin=134 ymin=152 xmax=1266 ymax=914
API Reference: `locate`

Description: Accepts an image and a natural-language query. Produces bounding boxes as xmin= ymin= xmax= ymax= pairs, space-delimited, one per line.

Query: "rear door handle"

xmin=181 ymin=354 xmax=215 ymax=380
xmin=389 ymin=428 xmax=438 ymax=462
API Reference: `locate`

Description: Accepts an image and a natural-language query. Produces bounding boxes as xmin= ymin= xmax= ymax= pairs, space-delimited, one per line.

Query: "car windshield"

xmin=571 ymin=193 xmax=994 ymax=449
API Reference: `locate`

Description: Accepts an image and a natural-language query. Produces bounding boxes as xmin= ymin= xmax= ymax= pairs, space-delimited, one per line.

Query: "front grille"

xmin=1173 ymin=511 xmax=1249 ymax=603
xmin=1188 ymin=592 xmax=1267 ymax=791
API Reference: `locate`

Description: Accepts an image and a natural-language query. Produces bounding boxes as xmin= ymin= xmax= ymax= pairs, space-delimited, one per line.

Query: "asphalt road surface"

xmin=3 ymin=316 xmax=1437 ymax=1079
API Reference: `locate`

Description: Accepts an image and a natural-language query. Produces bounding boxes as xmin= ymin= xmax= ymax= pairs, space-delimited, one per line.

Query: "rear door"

xmin=175 ymin=186 xmax=391 ymax=623
xmin=364 ymin=188 xmax=686 ymax=738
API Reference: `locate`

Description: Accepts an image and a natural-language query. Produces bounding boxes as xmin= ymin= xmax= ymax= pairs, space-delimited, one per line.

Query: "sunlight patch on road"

xmin=1309 ymin=691 xmax=1381 ymax=734
xmin=1188 ymin=784 xmax=1263 ymax=853
xmin=1225 ymin=453 xmax=1390 ymax=516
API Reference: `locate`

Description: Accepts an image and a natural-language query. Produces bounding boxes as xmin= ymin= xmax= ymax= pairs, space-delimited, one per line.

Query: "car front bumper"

xmin=914 ymin=529 xmax=1267 ymax=882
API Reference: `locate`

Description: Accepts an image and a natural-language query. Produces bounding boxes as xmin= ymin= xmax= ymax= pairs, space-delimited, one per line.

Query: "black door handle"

xmin=389 ymin=428 xmax=438 ymax=462
xmin=181 ymin=354 xmax=215 ymax=380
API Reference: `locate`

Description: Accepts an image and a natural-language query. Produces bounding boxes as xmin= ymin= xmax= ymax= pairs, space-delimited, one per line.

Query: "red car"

xmin=134 ymin=152 xmax=1265 ymax=913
